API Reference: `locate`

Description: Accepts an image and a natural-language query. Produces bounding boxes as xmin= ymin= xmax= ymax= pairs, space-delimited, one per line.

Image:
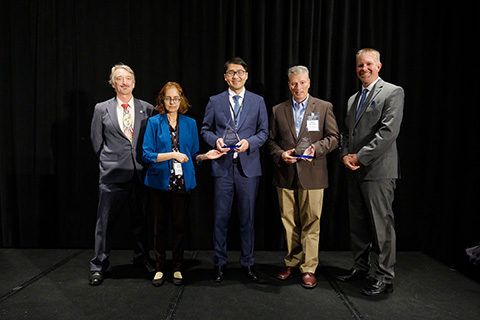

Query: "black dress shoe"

xmin=361 ymin=280 xmax=394 ymax=296
xmin=242 ymin=266 xmax=260 ymax=282
xmin=337 ymin=269 xmax=368 ymax=282
xmin=89 ymin=271 xmax=103 ymax=286
xmin=214 ymin=265 xmax=225 ymax=283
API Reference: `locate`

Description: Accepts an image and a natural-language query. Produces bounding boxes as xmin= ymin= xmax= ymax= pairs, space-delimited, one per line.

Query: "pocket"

xmin=100 ymin=152 xmax=118 ymax=162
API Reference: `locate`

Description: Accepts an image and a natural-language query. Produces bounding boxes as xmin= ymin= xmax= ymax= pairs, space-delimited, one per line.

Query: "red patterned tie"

xmin=121 ymin=103 xmax=133 ymax=141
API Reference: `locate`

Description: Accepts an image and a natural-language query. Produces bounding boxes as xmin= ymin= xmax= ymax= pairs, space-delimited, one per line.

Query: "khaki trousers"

xmin=276 ymin=186 xmax=324 ymax=273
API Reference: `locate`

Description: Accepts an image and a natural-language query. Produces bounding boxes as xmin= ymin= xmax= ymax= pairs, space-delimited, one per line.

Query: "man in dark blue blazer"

xmin=201 ymin=57 xmax=268 ymax=282
xmin=89 ymin=64 xmax=154 ymax=286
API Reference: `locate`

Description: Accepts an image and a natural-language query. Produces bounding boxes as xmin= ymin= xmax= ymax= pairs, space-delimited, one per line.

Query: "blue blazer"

xmin=200 ymin=90 xmax=268 ymax=178
xmin=142 ymin=114 xmax=200 ymax=191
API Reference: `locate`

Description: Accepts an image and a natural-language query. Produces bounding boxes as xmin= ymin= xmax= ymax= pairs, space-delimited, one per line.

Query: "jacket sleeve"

xmin=90 ymin=104 xmax=104 ymax=158
xmin=200 ymin=97 xmax=219 ymax=148
xmin=313 ymin=102 xmax=339 ymax=157
xmin=266 ymin=105 xmax=285 ymax=165
xmin=142 ymin=118 xmax=158 ymax=164
xmin=190 ymin=119 xmax=200 ymax=163
xmin=245 ymin=97 xmax=269 ymax=153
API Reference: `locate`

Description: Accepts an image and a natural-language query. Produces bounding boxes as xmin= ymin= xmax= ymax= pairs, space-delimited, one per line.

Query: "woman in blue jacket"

xmin=143 ymin=82 xmax=224 ymax=286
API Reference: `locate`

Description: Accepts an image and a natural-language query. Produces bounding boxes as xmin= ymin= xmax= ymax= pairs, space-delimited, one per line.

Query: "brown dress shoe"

xmin=301 ymin=272 xmax=317 ymax=289
xmin=276 ymin=267 xmax=296 ymax=280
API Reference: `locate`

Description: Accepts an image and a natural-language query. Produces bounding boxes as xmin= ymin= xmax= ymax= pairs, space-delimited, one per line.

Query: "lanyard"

xmin=229 ymin=100 xmax=244 ymax=127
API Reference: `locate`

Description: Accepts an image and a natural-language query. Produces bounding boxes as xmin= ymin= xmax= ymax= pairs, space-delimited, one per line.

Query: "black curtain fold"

xmin=1 ymin=0 xmax=479 ymax=281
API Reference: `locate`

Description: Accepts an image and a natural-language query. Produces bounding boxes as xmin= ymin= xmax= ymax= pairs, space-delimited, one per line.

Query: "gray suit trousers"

xmin=347 ymin=178 xmax=396 ymax=283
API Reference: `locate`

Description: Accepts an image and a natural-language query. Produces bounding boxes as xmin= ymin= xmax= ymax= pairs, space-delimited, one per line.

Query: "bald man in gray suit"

xmin=339 ymin=48 xmax=404 ymax=296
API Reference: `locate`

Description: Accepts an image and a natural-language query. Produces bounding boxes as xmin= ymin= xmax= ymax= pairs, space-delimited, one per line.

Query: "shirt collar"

xmin=228 ymin=88 xmax=245 ymax=99
xmin=363 ymin=77 xmax=381 ymax=92
xmin=292 ymin=94 xmax=309 ymax=109
xmin=116 ymin=96 xmax=134 ymax=108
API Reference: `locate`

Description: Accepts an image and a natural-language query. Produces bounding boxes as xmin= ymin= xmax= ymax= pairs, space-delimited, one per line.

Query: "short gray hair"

xmin=108 ymin=63 xmax=135 ymax=85
xmin=287 ymin=65 xmax=309 ymax=80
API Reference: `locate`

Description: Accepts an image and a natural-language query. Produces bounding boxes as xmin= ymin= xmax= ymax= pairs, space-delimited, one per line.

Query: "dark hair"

xmin=155 ymin=81 xmax=192 ymax=114
xmin=223 ymin=57 xmax=248 ymax=73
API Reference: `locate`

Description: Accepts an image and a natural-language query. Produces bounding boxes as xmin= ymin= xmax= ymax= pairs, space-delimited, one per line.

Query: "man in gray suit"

xmin=89 ymin=64 xmax=154 ymax=286
xmin=338 ymin=48 xmax=404 ymax=296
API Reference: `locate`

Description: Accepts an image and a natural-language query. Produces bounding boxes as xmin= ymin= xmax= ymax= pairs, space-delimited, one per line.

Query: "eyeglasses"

xmin=225 ymin=70 xmax=246 ymax=78
xmin=163 ymin=97 xmax=182 ymax=103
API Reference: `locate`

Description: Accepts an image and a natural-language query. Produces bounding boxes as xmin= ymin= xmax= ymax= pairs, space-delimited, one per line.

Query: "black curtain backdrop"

xmin=1 ymin=1 xmax=478 ymax=280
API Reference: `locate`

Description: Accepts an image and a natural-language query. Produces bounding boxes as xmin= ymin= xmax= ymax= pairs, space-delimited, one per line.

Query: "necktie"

xmin=233 ymin=95 xmax=241 ymax=127
xmin=355 ymin=89 xmax=368 ymax=120
xmin=122 ymin=103 xmax=133 ymax=141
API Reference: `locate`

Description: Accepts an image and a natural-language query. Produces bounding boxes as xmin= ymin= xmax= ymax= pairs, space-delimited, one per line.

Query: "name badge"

xmin=306 ymin=112 xmax=319 ymax=132
xmin=173 ymin=161 xmax=183 ymax=176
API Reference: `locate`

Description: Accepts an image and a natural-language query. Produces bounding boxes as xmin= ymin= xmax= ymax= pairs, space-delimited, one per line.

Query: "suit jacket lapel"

xmin=107 ymin=97 xmax=123 ymax=136
xmin=221 ymin=91 xmax=232 ymax=127
xmin=178 ymin=115 xmax=187 ymax=153
xmin=298 ymin=98 xmax=315 ymax=139
xmin=355 ymin=79 xmax=383 ymax=125
xmin=236 ymin=90 xmax=251 ymax=130
xmin=282 ymin=100 xmax=297 ymax=141
xmin=349 ymin=92 xmax=361 ymax=128
xmin=160 ymin=114 xmax=172 ymax=151
xmin=132 ymin=98 xmax=146 ymax=146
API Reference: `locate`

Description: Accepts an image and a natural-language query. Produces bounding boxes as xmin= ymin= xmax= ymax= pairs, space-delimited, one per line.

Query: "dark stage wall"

xmin=1 ymin=1 xmax=478 ymax=280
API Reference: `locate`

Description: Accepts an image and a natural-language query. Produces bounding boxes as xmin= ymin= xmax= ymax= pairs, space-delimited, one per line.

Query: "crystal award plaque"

xmin=222 ymin=118 xmax=240 ymax=149
xmin=293 ymin=136 xmax=314 ymax=159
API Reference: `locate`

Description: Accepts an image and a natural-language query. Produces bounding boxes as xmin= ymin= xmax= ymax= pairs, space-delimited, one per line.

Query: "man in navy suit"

xmin=201 ymin=57 xmax=268 ymax=282
xmin=89 ymin=64 xmax=154 ymax=286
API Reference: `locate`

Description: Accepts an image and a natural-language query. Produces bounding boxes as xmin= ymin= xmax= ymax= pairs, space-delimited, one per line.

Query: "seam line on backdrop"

xmin=164 ymin=251 xmax=197 ymax=320
xmin=321 ymin=265 xmax=364 ymax=320
xmin=0 ymin=249 xmax=84 ymax=304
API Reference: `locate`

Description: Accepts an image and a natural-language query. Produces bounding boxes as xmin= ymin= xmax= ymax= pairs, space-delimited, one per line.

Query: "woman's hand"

xmin=196 ymin=149 xmax=227 ymax=162
xmin=205 ymin=149 xmax=227 ymax=160
xmin=172 ymin=151 xmax=189 ymax=163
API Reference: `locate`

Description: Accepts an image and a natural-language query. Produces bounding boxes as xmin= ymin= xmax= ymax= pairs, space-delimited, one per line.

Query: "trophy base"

xmin=292 ymin=154 xmax=314 ymax=160
xmin=223 ymin=145 xmax=240 ymax=149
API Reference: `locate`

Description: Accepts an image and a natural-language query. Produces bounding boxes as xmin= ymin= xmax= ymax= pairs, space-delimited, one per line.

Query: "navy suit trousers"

xmin=213 ymin=161 xmax=259 ymax=267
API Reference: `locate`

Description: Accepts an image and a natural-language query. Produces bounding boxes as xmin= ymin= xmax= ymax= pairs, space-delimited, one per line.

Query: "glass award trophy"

xmin=293 ymin=136 xmax=314 ymax=159
xmin=222 ymin=118 xmax=240 ymax=149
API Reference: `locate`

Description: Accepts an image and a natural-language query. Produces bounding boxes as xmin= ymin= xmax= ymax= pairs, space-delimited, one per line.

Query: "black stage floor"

xmin=1 ymin=249 xmax=479 ymax=319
